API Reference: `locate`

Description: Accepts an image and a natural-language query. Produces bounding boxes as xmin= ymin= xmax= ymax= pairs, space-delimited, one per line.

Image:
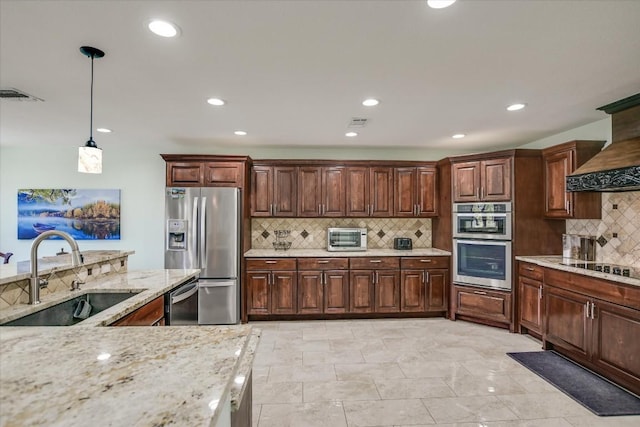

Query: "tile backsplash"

xmin=252 ymin=218 xmax=432 ymax=250
xmin=566 ymin=191 xmax=640 ymax=267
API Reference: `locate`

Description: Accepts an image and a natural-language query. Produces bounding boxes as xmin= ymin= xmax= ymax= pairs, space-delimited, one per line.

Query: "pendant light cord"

xmin=89 ymin=54 xmax=94 ymax=141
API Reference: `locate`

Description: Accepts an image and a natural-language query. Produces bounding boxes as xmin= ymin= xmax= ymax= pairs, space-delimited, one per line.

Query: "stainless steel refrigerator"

xmin=165 ymin=187 xmax=240 ymax=324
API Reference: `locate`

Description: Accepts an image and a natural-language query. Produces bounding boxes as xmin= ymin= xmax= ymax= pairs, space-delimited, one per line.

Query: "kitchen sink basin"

xmin=1 ymin=292 xmax=141 ymax=326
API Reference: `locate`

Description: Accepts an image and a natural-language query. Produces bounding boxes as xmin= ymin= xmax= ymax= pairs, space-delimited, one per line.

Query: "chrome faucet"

xmin=30 ymin=230 xmax=83 ymax=304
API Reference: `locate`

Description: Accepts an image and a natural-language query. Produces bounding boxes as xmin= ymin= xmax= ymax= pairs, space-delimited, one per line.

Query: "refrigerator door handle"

xmin=171 ymin=282 xmax=199 ymax=304
xmin=201 ymin=196 xmax=207 ymax=271
xmin=192 ymin=196 xmax=199 ymax=267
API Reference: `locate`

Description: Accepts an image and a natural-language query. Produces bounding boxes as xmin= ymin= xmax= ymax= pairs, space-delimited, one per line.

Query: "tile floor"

xmin=249 ymin=318 xmax=640 ymax=427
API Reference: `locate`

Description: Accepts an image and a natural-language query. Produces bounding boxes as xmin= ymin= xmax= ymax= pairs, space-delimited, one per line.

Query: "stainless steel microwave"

xmin=327 ymin=228 xmax=367 ymax=251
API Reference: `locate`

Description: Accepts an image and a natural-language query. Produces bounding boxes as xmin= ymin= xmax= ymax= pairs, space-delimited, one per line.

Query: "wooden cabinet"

xmin=251 ymin=165 xmax=297 ymax=217
xmin=451 ymin=284 xmax=512 ymax=327
xmin=350 ymin=257 xmax=400 ymax=313
xmin=543 ymin=268 xmax=640 ymax=395
xmin=542 ymin=140 xmax=605 ymax=219
xmin=164 ymin=159 xmax=246 ymax=187
xmin=298 ymin=166 xmax=346 ymax=217
xmin=297 ymin=258 xmax=349 ymax=314
xmin=452 ymin=158 xmax=511 ymax=202
xmin=110 ymin=296 xmax=165 ymax=326
xmin=345 ymin=166 xmax=393 ymax=217
xmin=400 ymin=257 xmax=449 ymax=312
xmin=394 ymin=166 xmax=438 ymax=217
xmin=246 ymin=259 xmax=297 ymax=315
xmin=518 ymin=262 xmax=544 ymax=336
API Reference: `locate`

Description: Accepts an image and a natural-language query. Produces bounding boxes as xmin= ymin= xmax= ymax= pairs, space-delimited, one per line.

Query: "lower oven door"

xmin=453 ymin=239 xmax=512 ymax=290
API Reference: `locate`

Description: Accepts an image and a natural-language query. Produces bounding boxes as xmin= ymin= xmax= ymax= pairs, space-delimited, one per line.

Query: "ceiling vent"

xmin=348 ymin=117 xmax=369 ymax=128
xmin=0 ymin=88 xmax=43 ymax=101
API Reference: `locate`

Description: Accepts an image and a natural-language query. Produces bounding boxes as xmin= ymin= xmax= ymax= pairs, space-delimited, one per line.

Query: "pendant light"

xmin=78 ymin=46 xmax=105 ymax=174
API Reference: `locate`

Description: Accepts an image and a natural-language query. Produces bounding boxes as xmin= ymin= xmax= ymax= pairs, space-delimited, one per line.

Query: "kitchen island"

xmin=0 ymin=254 xmax=259 ymax=427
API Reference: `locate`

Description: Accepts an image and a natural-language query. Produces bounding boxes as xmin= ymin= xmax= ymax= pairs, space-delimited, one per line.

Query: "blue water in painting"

xmin=17 ymin=217 xmax=120 ymax=240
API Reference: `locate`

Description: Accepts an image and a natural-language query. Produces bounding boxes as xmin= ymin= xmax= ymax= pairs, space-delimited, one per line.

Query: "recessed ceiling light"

xmin=427 ymin=0 xmax=457 ymax=9
xmin=234 ymin=130 xmax=247 ymax=136
xmin=207 ymin=98 xmax=226 ymax=106
xmin=148 ymin=20 xmax=180 ymax=38
xmin=362 ymin=98 xmax=380 ymax=107
xmin=345 ymin=132 xmax=358 ymax=137
xmin=96 ymin=128 xmax=112 ymax=133
xmin=507 ymin=103 xmax=527 ymax=111
xmin=452 ymin=133 xmax=465 ymax=139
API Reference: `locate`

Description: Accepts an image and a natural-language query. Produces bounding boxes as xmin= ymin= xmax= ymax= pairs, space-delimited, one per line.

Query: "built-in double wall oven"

xmin=453 ymin=202 xmax=512 ymax=291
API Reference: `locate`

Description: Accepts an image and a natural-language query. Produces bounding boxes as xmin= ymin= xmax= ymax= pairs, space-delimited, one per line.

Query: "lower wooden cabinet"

xmin=451 ymin=284 xmax=512 ymax=327
xmin=110 ymin=296 xmax=165 ymax=326
xmin=350 ymin=257 xmax=400 ymax=313
xmin=246 ymin=259 xmax=297 ymax=315
xmin=297 ymin=258 xmax=349 ymax=314
xmin=518 ymin=262 xmax=544 ymax=336
xmin=400 ymin=257 xmax=449 ymax=313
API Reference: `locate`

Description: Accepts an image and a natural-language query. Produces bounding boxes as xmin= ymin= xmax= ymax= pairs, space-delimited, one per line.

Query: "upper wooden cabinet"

xmin=453 ymin=157 xmax=511 ymax=202
xmin=298 ymin=166 xmax=346 ymax=217
xmin=161 ymin=155 xmax=250 ymax=188
xmin=542 ymin=140 xmax=605 ymax=219
xmin=251 ymin=165 xmax=297 ymax=217
xmin=394 ymin=166 xmax=438 ymax=217
xmin=345 ymin=166 xmax=393 ymax=217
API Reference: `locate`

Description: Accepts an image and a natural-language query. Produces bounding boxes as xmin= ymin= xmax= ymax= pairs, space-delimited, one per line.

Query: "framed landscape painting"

xmin=18 ymin=189 xmax=121 ymax=240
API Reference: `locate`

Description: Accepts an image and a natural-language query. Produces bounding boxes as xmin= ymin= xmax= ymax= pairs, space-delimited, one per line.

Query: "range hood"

xmin=567 ymin=94 xmax=640 ymax=192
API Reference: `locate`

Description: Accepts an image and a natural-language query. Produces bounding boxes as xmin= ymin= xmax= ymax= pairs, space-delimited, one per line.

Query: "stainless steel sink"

xmin=1 ymin=292 xmax=141 ymax=326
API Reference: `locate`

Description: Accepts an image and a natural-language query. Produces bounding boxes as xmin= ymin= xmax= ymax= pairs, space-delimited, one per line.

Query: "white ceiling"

xmin=1 ymin=0 xmax=640 ymax=154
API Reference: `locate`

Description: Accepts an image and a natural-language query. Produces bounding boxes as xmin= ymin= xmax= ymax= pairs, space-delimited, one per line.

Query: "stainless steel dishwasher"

xmin=166 ymin=278 xmax=198 ymax=325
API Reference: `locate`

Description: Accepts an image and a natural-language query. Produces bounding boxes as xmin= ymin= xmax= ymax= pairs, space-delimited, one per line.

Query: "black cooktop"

xmin=559 ymin=260 xmax=637 ymax=280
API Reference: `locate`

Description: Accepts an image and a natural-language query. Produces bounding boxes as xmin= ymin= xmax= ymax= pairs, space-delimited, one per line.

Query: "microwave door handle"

xmin=201 ymin=197 xmax=207 ymax=271
xmin=192 ymin=197 xmax=199 ymax=268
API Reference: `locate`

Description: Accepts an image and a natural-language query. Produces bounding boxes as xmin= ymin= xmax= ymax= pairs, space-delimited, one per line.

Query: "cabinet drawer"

xmin=246 ymin=258 xmax=296 ymax=271
xmin=454 ymin=285 xmax=511 ymax=323
xmin=111 ymin=296 xmax=164 ymax=326
xmin=401 ymin=257 xmax=449 ymax=269
xmin=519 ymin=262 xmax=544 ymax=281
xmin=298 ymin=257 xmax=349 ymax=270
xmin=350 ymin=257 xmax=399 ymax=269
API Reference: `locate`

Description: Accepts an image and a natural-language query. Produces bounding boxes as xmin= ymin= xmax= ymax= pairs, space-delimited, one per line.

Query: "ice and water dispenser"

xmin=167 ymin=219 xmax=188 ymax=251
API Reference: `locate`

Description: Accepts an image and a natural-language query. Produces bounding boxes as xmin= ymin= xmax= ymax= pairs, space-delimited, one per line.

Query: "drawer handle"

xmin=318 ymin=260 xmax=330 ymax=264
xmin=420 ymin=259 xmax=432 ymax=263
xmin=265 ymin=261 xmax=277 ymax=264
xmin=369 ymin=260 xmax=382 ymax=263
xmin=473 ymin=291 xmax=487 ymax=295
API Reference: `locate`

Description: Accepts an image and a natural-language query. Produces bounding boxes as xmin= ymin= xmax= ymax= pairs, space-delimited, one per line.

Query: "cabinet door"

xmin=453 ymin=285 xmax=511 ymax=324
xmin=298 ymin=167 xmax=322 ymax=217
xmin=324 ymin=270 xmax=349 ymax=314
xmin=481 ymin=158 xmax=511 ymax=201
xmin=247 ymin=272 xmax=270 ymax=315
xmin=349 ymin=270 xmax=375 ymax=313
xmin=111 ymin=296 xmax=165 ymax=326
xmin=416 ymin=166 xmax=437 ymax=216
xmin=544 ymin=285 xmax=590 ymax=359
xmin=167 ymin=162 xmax=203 ymax=186
xmin=203 ymin=162 xmax=242 ymax=186
xmin=394 ymin=168 xmax=416 ymax=217
xmin=591 ymin=300 xmax=640 ymax=394
xmin=426 ymin=268 xmax=448 ymax=311
xmin=452 ymin=161 xmax=480 ymax=202
xmin=273 ymin=166 xmax=297 ymax=217
xmin=519 ymin=277 xmax=543 ymax=334
xmin=345 ymin=167 xmax=369 ymax=217
xmin=271 ymin=271 xmax=297 ymax=314
xmin=375 ymin=270 xmax=400 ymax=313
xmin=370 ymin=167 xmax=393 ymax=217
xmin=251 ymin=166 xmax=273 ymax=217
xmin=322 ymin=167 xmax=346 ymax=217
xmin=400 ymin=269 xmax=425 ymax=312
xmin=297 ymin=271 xmax=323 ymax=314
xmin=544 ymin=149 xmax=573 ymax=218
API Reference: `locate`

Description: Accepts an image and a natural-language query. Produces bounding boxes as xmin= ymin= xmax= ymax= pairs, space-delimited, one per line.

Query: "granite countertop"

xmin=516 ymin=255 xmax=640 ymax=287
xmin=0 ymin=250 xmax=134 ymax=285
xmin=244 ymin=247 xmax=451 ymax=258
xmin=0 ymin=267 xmax=257 ymax=426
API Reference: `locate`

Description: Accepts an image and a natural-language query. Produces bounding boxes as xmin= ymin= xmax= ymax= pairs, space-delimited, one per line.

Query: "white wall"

xmin=0 ymin=118 xmax=611 ymax=269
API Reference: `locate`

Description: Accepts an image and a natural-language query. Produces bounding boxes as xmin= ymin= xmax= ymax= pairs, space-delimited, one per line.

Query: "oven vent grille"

xmin=0 ymin=88 xmax=44 ymax=101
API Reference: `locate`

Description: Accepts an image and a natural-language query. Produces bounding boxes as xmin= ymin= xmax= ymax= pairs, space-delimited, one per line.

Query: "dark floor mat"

xmin=507 ymin=350 xmax=640 ymax=416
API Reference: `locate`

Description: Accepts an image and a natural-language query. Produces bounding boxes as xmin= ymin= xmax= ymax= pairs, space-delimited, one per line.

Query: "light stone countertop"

xmin=244 ymin=247 xmax=451 ymax=258
xmin=0 ymin=250 xmax=134 ymax=285
xmin=0 ymin=267 xmax=257 ymax=427
xmin=516 ymin=255 xmax=640 ymax=287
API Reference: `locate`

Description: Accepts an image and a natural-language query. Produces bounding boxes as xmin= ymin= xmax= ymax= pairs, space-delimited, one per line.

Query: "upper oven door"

xmin=453 ymin=203 xmax=512 ymax=240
